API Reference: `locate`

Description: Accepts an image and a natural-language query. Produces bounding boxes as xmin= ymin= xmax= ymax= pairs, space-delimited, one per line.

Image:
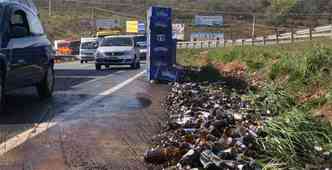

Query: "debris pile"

xmin=145 ymin=82 xmax=266 ymax=170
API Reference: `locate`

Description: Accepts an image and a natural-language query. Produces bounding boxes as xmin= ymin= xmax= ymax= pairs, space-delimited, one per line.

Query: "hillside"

xmin=34 ymin=0 xmax=332 ymax=40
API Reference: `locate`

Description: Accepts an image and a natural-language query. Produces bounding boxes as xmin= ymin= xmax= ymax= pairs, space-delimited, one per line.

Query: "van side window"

xmin=10 ymin=10 xmax=30 ymax=38
xmin=27 ymin=12 xmax=44 ymax=35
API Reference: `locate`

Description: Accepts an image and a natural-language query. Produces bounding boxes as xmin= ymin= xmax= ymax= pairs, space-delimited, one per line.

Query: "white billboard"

xmin=194 ymin=16 xmax=224 ymax=27
xmin=172 ymin=24 xmax=185 ymax=40
xmin=190 ymin=32 xmax=224 ymax=41
xmin=96 ymin=19 xmax=121 ymax=29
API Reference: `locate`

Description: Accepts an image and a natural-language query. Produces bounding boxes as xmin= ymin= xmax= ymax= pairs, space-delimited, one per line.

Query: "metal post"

xmin=48 ymin=0 xmax=52 ymax=16
xmin=309 ymin=25 xmax=313 ymax=41
xmin=223 ymin=40 xmax=226 ymax=47
xmin=252 ymin=14 xmax=256 ymax=39
xmin=263 ymin=36 xmax=266 ymax=45
xmin=242 ymin=39 xmax=245 ymax=46
xmin=291 ymin=26 xmax=294 ymax=43
xmin=276 ymin=28 xmax=279 ymax=44
xmin=330 ymin=18 xmax=332 ymax=39
xmin=252 ymin=37 xmax=254 ymax=46
xmin=230 ymin=28 xmax=233 ymax=42
xmin=91 ymin=8 xmax=95 ymax=19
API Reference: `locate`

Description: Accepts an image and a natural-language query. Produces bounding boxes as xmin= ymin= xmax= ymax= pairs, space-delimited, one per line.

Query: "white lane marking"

xmin=0 ymin=122 xmax=57 ymax=156
xmin=0 ymin=70 xmax=146 ymax=156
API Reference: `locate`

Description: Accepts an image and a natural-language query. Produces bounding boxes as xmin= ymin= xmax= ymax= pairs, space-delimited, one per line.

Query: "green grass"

xmin=257 ymin=109 xmax=332 ymax=169
xmin=177 ymin=39 xmax=332 ymax=103
xmin=177 ymin=39 xmax=332 ymax=169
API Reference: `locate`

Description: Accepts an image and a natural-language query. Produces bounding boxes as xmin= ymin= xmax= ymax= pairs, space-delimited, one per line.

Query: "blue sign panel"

xmin=138 ymin=21 xmax=146 ymax=33
xmin=147 ymin=6 xmax=176 ymax=81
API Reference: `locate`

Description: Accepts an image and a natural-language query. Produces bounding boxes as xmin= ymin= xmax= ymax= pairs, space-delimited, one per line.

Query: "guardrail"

xmin=177 ymin=24 xmax=332 ymax=49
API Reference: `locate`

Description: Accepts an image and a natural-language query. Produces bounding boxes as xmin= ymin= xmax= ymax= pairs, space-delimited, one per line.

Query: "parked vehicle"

xmin=54 ymin=40 xmax=71 ymax=56
xmin=79 ymin=37 xmax=98 ymax=63
xmin=95 ymin=35 xmax=140 ymax=70
xmin=68 ymin=40 xmax=81 ymax=56
xmin=0 ymin=1 xmax=55 ymax=111
xmin=134 ymin=35 xmax=147 ymax=60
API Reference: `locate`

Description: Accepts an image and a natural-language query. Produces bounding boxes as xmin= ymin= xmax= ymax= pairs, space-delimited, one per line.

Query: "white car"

xmin=95 ymin=35 xmax=140 ymax=70
xmin=134 ymin=35 xmax=147 ymax=60
xmin=79 ymin=37 xmax=98 ymax=63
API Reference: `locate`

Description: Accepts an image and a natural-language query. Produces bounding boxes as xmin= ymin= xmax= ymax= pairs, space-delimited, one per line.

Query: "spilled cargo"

xmin=144 ymin=82 xmax=264 ymax=169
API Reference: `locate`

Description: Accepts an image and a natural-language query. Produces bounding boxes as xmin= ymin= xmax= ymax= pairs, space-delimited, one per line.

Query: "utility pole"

xmin=252 ymin=14 xmax=256 ymax=39
xmin=48 ymin=0 xmax=52 ymax=16
xmin=91 ymin=7 xmax=95 ymax=19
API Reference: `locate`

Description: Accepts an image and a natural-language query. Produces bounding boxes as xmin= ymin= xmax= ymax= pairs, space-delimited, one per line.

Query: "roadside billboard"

xmin=172 ymin=24 xmax=185 ymax=40
xmin=194 ymin=16 xmax=224 ymax=27
xmin=96 ymin=19 xmax=121 ymax=29
xmin=126 ymin=21 xmax=145 ymax=33
xmin=138 ymin=22 xmax=145 ymax=33
xmin=190 ymin=32 xmax=224 ymax=41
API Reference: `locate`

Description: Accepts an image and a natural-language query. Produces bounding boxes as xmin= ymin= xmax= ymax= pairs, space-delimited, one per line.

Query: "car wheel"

xmin=130 ymin=62 xmax=136 ymax=69
xmin=131 ymin=57 xmax=139 ymax=69
xmin=80 ymin=60 xmax=84 ymax=64
xmin=136 ymin=61 xmax=141 ymax=69
xmin=95 ymin=64 xmax=101 ymax=70
xmin=37 ymin=66 xmax=55 ymax=99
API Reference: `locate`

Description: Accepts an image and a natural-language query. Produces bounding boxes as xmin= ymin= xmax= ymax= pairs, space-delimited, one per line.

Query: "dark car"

xmin=0 ymin=1 xmax=55 ymax=111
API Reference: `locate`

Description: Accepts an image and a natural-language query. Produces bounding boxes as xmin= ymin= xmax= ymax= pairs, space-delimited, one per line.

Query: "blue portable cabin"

xmin=147 ymin=6 xmax=177 ymax=82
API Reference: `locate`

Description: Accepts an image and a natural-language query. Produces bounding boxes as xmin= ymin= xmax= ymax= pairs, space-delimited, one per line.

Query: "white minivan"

xmin=79 ymin=37 xmax=98 ymax=63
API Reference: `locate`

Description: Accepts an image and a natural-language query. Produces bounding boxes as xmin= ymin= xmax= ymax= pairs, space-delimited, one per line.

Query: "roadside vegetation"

xmin=177 ymin=39 xmax=332 ymax=169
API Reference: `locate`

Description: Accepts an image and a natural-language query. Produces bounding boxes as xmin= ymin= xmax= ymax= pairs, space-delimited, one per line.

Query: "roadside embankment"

xmin=144 ymin=39 xmax=332 ymax=169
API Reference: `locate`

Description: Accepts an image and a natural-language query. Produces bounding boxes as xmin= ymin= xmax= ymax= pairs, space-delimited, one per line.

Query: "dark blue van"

xmin=0 ymin=1 xmax=55 ymax=111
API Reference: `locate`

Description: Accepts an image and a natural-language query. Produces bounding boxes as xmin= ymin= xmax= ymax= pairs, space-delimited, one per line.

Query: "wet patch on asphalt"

xmin=54 ymin=77 xmax=94 ymax=91
xmin=0 ymin=62 xmax=167 ymax=170
xmin=0 ymin=70 xmax=168 ymax=170
xmin=55 ymin=69 xmax=116 ymax=77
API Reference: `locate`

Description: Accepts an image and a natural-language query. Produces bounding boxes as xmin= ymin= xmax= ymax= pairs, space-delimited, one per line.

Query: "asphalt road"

xmin=0 ymin=61 xmax=168 ymax=170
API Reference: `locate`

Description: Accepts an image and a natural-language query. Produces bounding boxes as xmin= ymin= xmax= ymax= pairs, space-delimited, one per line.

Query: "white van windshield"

xmin=81 ymin=42 xmax=97 ymax=49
